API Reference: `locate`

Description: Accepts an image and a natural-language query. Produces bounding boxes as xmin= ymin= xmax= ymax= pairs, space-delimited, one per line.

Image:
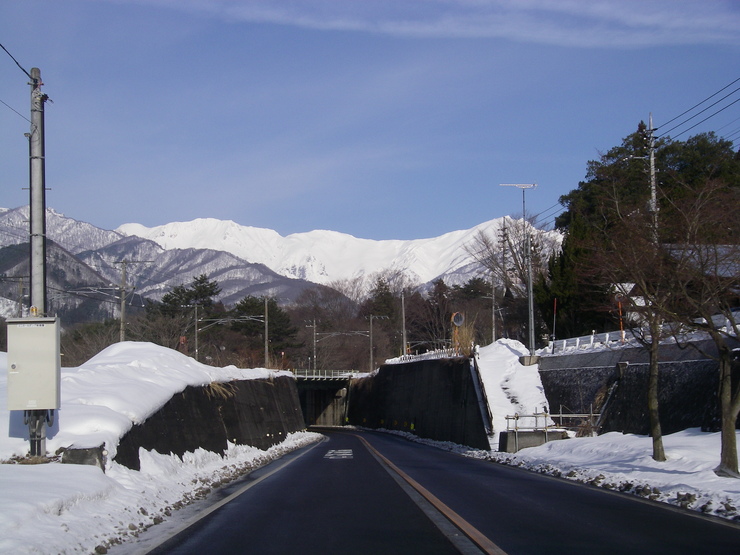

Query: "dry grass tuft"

xmin=204 ymin=382 xmax=238 ymax=401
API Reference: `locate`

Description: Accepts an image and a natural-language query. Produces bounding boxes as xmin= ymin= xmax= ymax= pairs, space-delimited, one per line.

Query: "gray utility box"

xmin=6 ymin=317 xmax=61 ymax=410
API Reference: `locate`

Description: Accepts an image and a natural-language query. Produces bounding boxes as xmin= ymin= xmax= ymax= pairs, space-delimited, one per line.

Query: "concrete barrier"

xmin=498 ymin=430 xmax=568 ymax=453
xmin=347 ymin=357 xmax=492 ymax=450
xmin=114 ymin=376 xmax=305 ymax=470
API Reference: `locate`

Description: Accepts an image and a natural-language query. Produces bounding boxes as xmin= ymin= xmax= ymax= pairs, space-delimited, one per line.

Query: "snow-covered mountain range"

xmin=0 ymin=206 xmax=562 ymax=321
xmin=116 ymin=217 xmax=522 ymax=286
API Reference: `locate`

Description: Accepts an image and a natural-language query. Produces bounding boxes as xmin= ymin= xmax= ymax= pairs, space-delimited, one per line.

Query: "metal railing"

xmin=291 ymin=368 xmax=359 ymax=379
xmin=505 ymin=406 xmax=600 ymax=436
xmin=548 ymin=313 xmax=737 ymax=355
xmin=386 ymin=348 xmax=463 ymax=365
xmin=548 ymin=330 xmax=627 ymax=354
xmin=505 ymin=411 xmax=556 ymax=433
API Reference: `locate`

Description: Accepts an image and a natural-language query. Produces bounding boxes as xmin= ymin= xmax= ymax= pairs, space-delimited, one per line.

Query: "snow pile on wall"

xmin=0 ymin=342 xmax=288 ymax=460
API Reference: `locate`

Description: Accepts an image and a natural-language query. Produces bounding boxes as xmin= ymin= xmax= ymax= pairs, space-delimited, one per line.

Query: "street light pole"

xmin=500 ymin=183 xmax=537 ymax=356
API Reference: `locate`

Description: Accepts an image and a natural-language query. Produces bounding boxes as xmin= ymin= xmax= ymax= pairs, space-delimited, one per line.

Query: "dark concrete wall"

xmin=114 ymin=376 xmax=305 ymax=470
xmin=347 ymin=357 xmax=491 ymax=450
xmin=538 ymin=339 xmax=739 ymax=435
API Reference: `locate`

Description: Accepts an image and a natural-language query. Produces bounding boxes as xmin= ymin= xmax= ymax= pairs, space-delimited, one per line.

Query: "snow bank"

xmin=2 ymin=338 xmax=740 ymax=554
xmin=476 ymin=339 xmax=551 ymax=445
xmin=1 ymin=343 xmax=320 ymax=553
xmin=0 ymin=342 xmax=288 ymax=460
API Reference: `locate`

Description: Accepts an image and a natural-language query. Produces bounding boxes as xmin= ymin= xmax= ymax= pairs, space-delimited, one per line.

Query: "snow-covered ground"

xmin=0 ymin=344 xmax=323 ymax=553
xmin=1 ymin=340 xmax=739 ymax=553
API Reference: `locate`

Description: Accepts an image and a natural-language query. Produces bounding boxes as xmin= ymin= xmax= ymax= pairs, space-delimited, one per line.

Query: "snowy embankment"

xmin=424 ymin=338 xmax=740 ymax=522
xmin=1 ymin=340 xmax=740 ymax=553
xmin=0 ymin=343 xmax=322 ymax=553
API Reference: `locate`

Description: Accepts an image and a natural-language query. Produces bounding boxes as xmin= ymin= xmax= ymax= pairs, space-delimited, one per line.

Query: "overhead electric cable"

xmin=657 ymin=86 xmax=740 ymax=138
xmin=665 ymin=96 xmax=740 ymax=140
xmin=0 ymin=42 xmax=33 ymax=80
xmin=658 ymin=77 xmax=740 ymax=129
xmin=714 ymin=114 xmax=740 ymax=133
xmin=724 ymin=128 xmax=740 ymax=142
xmin=0 ymin=97 xmax=31 ymax=122
xmin=533 ymin=202 xmax=561 ymax=219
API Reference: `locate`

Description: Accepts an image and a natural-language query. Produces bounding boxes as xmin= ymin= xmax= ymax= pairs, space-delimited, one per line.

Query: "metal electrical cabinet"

xmin=6 ymin=317 xmax=61 ymax=411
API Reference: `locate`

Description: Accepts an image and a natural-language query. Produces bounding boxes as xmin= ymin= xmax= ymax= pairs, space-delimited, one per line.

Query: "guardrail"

xmin=385 ymin=348 xmax=465 ymax=365
xmin=548 ymin=330 xmax=627 ymax=354
xmin=549 ymin=314 xmax=737 ymax=355
xmin=291 ymin=368 xmax=358 ymax=379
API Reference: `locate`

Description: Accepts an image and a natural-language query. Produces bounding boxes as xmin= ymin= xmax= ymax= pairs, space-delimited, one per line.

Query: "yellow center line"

xmin=355 ymin=434 xmax=509 ymax=555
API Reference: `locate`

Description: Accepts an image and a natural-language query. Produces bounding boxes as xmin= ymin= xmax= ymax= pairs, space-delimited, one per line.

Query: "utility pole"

xmin=306 ymin=320 xmax=317 ymax=372
xmin=369 ymin=314 xmax=374 ymax=373
xmin=500 ymin=183 xmax=537 ymax=357
xmin=116 ymin=260 xmax=151 ymax=341
xmin=118 ymin=261 xmax=128 ymax=342
xmin=194 ymin=304 xmax=199 ymax=361
xmin=401 ymin=291 xmax=407 ymax=355
xmin=264 ymin=296 xmax=269 ymax=368
xmin=29 ymin=67 xmax=48 ymax=316
xmin=648 ymin=113 xmax=658 ymax=244
xmin=491 ymin=276 xmax=496 ymax=344
xmin=20 ymin=67 xmax=56 ymax=457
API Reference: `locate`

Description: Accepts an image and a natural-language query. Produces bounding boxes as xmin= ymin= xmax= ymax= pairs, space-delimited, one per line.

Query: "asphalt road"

xmin=145 ymin=429 xmax=740 ymax=554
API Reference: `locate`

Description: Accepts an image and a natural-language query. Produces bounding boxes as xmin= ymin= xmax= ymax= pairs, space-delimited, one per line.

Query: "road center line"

xmin=355 ymin=434 xmax=509 ymax=555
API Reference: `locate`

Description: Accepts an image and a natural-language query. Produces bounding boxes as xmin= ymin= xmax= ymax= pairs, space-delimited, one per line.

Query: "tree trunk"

xmin=715 ymin=343 xmax=739 ymax=478
xmin=648 ymin=323 xmax=666 ymax=462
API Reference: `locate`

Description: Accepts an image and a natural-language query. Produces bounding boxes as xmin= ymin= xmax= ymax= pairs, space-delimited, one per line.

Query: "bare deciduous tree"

xmin=659 ymin=179 xmax=740 ymax=476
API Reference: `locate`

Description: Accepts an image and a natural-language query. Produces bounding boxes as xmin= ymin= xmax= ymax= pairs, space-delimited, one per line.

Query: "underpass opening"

xmin=296 ymin=377 xmax=351 ymax=426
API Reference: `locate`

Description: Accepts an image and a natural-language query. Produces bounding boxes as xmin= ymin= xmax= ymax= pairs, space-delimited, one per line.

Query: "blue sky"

xmin=1 ymin=0 xmax=739 ymax=240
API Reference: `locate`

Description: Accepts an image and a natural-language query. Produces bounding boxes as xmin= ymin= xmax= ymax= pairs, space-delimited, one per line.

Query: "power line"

xmin=657 ymin=85 xmax=740 ymax=138
xmin=0 ymin=97 xmax=31 ymax=122
xmin=0 ymin=42 xmax=33 ymax=80
xmin=667 ymin=96 xmax=740 ymax=140
xmin=658 ymin=77 xmax=740 ymax=130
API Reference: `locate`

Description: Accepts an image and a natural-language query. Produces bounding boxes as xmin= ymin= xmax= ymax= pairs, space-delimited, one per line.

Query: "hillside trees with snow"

xmin=555 ymin=125 xmax=740 ymax=465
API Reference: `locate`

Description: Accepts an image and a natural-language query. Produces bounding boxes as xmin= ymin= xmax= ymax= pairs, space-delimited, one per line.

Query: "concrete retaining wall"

xmin=538 ymin=338 xmax=739 ymax=435
xmin=347 ymin=357 xmax=492 ymax=450
xmin=114 ymin=376 xmax=305 ymax=470
xmin=498 ymin=430 xmax=569 ymax=453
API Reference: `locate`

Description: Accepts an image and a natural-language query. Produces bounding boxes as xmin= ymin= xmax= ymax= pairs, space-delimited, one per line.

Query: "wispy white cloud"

xmin=114 ymin=0 xmax=740 ymax=47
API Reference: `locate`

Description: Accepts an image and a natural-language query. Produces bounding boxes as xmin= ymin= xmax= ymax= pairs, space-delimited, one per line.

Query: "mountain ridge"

xmin=0 ymin=206 xmax=563 ymax=323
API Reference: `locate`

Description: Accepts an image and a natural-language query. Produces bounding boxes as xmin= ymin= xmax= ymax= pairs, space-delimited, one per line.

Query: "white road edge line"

xmin=138 ymin=437 xmax=328 ymax=554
